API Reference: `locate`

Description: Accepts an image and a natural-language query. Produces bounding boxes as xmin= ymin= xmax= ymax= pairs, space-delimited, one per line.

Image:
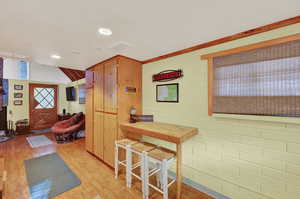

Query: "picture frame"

xmin=14 ymin=93 xmax=23 ymax=98
xmin=156 ymin=83 xmax=179 ymax=103
xmin=14 ymin=85 xmax=23 ymax=90
xmin=14 ymin=100 xmax=23 ymax=105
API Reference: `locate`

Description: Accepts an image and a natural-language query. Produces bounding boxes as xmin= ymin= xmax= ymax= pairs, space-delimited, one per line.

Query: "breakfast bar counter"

xmin=120 ymin=122 xmax=199 ymax=199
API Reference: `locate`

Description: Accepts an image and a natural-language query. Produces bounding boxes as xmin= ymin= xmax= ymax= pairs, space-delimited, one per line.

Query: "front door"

xmin=29 ymin=84 xmax=58 ymax=130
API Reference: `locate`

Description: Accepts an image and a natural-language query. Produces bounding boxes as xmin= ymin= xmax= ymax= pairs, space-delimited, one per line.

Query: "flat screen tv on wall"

xmin=66 ymin=86 xmax=76 ymax=101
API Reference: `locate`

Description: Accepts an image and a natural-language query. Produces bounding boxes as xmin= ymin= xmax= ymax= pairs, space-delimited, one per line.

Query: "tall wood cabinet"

xmin=85 ymin=55 xmax=142 ymax=167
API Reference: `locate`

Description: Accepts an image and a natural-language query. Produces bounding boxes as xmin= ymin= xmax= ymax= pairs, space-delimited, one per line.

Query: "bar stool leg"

xmin=141 ymin=152 xmax=146 ymax=199
xmin=161 ymin=160 xmax=168 ymax=199
xmin=126 ymin=147 xmax=133 ymax=188
xmin=114 ymin=144 xmax=119 ymax=179
xmin=143 ymin=152 xmax=150 ymax=199
xmin=156 ymin=163 xmax=162 ymax=189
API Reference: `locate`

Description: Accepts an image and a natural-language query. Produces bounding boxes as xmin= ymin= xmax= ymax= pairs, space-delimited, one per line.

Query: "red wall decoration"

xmin=152 ymin=69 xmax=183 ymax=82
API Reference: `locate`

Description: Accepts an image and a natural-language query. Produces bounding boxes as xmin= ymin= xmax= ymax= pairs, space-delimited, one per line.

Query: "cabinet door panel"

xmin=94 ymin=111 xmax=104 ymax=159
xmin=94 ymin=65 xmax=104 ymax=111
xmin=104 ymin=61 xmax=117 ymax=113
xmin=85 ymin=87 xmax=94 ymax=152
xmin=103 ymin=113 xmax=118 ymax=167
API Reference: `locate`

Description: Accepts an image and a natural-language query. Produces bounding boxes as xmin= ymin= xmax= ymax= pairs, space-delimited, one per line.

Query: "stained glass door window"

xmin=34 ymin=87 xmax=55 ymax=109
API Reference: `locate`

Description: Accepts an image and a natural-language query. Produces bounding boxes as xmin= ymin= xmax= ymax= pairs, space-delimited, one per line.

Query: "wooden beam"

xmin=59 ymin=67 xmax=85 ymax=82
xmin=73 ymin=70 xmax=85 ymax=80
xmin=142 ymin=15 xmax=300 ymax=64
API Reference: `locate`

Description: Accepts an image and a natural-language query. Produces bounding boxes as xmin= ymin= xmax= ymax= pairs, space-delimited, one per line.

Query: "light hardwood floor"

xmin=0 ymin=133 xmax=214 ymax=199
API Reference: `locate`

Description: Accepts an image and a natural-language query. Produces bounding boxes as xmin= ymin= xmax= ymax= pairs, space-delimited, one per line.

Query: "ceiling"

xmin=0 ymin=0 xmax=299 ymax=69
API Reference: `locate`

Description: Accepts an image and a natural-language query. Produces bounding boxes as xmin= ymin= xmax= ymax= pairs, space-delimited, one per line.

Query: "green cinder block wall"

xmin=142 ymin=23 xmax=300 ymax=199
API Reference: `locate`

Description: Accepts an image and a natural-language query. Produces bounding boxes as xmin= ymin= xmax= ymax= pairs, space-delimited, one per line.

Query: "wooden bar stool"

xmin=114 ymin=138 xmax=138 ymax=185
xmin=129 ymin=142 xmax=156 ymax=192
xmin=143 ymin=147 xmax=176 ymax=199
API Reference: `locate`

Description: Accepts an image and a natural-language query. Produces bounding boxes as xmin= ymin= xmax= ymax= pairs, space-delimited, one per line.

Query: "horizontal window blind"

xmin=213 ymin=39 xmax=300 ymax=117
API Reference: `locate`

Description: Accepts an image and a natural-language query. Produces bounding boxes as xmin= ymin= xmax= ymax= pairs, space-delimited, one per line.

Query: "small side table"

xmin=15 ymin=124 xmax=30 ymax=135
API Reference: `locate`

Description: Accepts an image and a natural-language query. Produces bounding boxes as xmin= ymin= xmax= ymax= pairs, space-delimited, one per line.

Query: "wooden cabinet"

xmin=85 ymin=55 xmax=142 ymax=168
xmin=104 ymin=61 xmax=118 ymax=113
xmin=94 ymin=111 xmax=104 ymax=159
xmin=85 ymin=86 xmax=94 ymax=153
xmin=103 ymin=114 xmax=118 ymax=167
xmin=94 ymin=65 xmax=104 ymax=111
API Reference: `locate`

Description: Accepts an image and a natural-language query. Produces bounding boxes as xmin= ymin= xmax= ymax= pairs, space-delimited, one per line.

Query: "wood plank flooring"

xmin=0 ymin=133 xmax=214 ymax=199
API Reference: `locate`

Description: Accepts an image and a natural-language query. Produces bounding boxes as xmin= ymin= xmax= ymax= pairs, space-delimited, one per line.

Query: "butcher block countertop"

xmin=120 ymin=122 xmax=198 ymax=144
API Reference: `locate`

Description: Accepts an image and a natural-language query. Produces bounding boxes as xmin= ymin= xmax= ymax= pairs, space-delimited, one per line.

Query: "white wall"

xmin=3 ymin=58 xmax=70 ymax=84
xmin=3 ymin=58 xmax=72 ymax=124
xmin=6 ymin=79 xmax=68 ymax=125
xmin=29 ymin=62 xmax=70 ymax=84
xmin=3 ymin=58 xmax=25 ymax=80
xmin=65 ymin=78 xmax=86 ymax=114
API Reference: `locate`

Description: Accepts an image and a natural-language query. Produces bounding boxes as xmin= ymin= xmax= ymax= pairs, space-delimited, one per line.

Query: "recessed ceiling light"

xmin=51 ymin=54 xmax=61 ymax=59
xmin=98 ymin=28 xmax=112 ymax=36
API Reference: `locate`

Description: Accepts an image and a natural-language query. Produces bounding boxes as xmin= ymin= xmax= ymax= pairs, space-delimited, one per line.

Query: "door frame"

xmin=29 ymin=83 xmax=58 ymax=130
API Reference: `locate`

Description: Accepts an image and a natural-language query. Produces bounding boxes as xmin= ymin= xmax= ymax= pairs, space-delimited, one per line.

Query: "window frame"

xmin=201 ymin=33 xmax=300 ymax=116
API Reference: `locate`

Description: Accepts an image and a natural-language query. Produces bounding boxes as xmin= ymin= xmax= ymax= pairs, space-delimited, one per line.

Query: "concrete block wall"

xmin=142 ymin=23 xmax=300 ymax=199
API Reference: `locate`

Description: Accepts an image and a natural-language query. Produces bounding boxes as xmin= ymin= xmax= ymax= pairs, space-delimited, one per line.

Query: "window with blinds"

xmin=212 ymin=39 xmax=300 ymax=117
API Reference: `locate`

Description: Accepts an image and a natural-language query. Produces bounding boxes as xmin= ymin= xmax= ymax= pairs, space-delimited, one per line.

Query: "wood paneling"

xmin=117 ymin=57 xmax=142 ymax=139
xmin=143 ymin=15 xmax=300 ymax=64
xmin=86 ymin=56 xmax=142 ymax=168
xmin=94 ymin=111 xmax=104 ymax=159
xmin=87 ymin=55 xmax=141 ymax=70
xmin=103 ymin=114 xmax=118 ymax=167
xmin=85 ymin=86 xmax=94 ymax=152
xmin=59 ymin=67 xmax=85 ymax=82
xmin=94 ymin=64 xmax=104 ymax=111
xmin=104 ymin=60 xmax=118 ymax=113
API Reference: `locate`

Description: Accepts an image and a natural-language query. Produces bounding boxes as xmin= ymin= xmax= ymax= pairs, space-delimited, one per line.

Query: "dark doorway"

xmin=0 ymin=106 xmax=7 ymax=130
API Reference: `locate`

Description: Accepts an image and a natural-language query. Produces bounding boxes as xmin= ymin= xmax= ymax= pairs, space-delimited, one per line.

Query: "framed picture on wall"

xmin=14 ymin=93 xmax=23 ymax=98
xmin=14 ymin=100 xmax=23 ymax=105
xmin=14 ymin=85 xmax=23 ymax=90
xmin=156 ymin=83 xmax=179 ymax=103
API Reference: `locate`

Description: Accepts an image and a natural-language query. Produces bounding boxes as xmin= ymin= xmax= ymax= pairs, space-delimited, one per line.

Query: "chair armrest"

xmin=53 ymin=119 xmax=70 ymax=128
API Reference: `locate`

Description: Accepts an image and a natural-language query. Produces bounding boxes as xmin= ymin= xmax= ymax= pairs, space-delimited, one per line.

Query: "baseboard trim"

xmin=169 ymin=171 xmax=231 ymax=199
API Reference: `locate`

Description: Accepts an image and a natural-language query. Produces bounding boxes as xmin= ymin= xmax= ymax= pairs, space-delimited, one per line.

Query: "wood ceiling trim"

xmin=59 ymin=67 xmax=85 ymax=82
xmin=142 ymin=15 xmax=300 ymax=64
